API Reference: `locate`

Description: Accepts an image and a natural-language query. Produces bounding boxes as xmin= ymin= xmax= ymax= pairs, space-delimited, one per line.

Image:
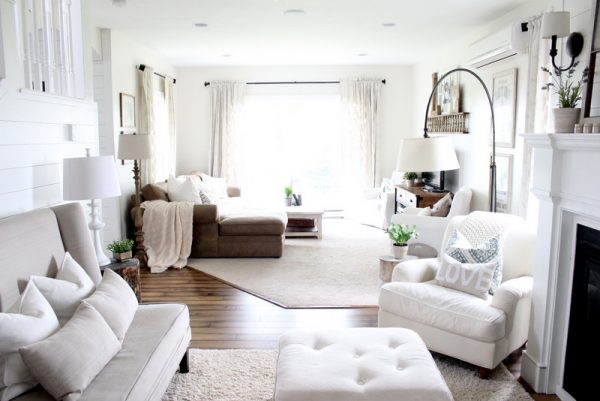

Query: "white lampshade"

xmin=118 ymin=134 xmax=151 ymax=160
xmin=395 ymin=136 xmax=459 ymax=172
xmin=541 ymin=11 xmax=570 ymax=39
xmin=63 ymin=155 xmax=121 ymax=200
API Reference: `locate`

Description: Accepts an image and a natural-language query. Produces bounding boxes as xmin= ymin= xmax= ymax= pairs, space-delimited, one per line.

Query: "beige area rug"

xmin=163 ymin=349 xmax=533 ymax=401
xmin=187 ymin=219 xmax=390 ymax=307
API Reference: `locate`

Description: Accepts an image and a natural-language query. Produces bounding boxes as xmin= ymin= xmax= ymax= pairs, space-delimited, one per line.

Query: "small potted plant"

xmin=385 ymin=223 xmax=418 ymax=259
xmin=284 ymin=185 xmax=294 ymax=207
xmin=403 ymin=172 xmax=418 ymax=187
xmin=541 ymin=63 xmax=588 ymax=133
xmin=107 ymin=239 xmax=134 ymax=262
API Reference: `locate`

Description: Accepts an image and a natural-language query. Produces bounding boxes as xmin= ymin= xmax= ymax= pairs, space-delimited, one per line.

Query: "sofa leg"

xmin=179 ymin=350 xmax=189 ymax=374
xmin=478 ymin=367 xmax=491 ymax=380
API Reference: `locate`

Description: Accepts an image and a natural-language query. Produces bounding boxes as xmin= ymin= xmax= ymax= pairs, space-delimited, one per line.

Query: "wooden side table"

xmin=101 ymin=258 xmax=142 ymax=302
xmin=379 ymin=255 xmax=417 ymax=284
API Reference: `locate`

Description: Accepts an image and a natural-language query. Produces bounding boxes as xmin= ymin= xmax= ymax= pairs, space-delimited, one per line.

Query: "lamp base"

xmin=88 ymin=199 xmax=111 ymax=266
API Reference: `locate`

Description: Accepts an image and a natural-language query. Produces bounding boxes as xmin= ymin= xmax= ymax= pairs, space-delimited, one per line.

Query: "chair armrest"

xmin=491 ymin=276 xmax=533 ymax=315
xmin=363 ymin=188 xmax=381 ymax=199
xmin=401 ymin=208 xmax=425 ymax=216
xmin=227 ymin=185 xmax=241 ymax=198
xmin=193 ymin=204 xmax=219 ymax=224
xmin=392 ymin=258 xmax=439 ymax=283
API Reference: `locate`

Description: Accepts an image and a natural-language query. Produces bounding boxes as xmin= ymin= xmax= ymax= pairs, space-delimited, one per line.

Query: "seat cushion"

xmin=379 ymin=282 xmax=506 ymax=342
xmin=275 ymin=328 xmax=452 ymax=401
xmin=220 ymin=213 xmax=287 ymax=236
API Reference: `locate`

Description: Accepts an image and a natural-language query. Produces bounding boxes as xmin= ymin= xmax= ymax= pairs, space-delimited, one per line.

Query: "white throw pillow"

xmin=0 ymin=282 xmax=60 ymax=401
xmin=82 ymin=269 xmax=138 ymax=342
xmin=167 ymin=175 xmax=201 ymax=203
xmin=435 ymin=254 xmax=496 ymax=299
xmin=19 ymin=303 xmax=121 ymax=401
xmin=200 ymin=174 xmax=228 ymax=199
xmin=417 ymin=207 xmax=432 ymax=216
xmin=30 ymin=252 xmax=95 ymax=325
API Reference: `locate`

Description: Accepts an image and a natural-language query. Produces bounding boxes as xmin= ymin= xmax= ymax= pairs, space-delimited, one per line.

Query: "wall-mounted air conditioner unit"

xmin=468 ymin=25 xmax=526 ymax=68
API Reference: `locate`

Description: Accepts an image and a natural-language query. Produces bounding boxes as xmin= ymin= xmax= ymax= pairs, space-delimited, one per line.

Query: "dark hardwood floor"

xmin=141 ymin=267 xmax=559 ymax=401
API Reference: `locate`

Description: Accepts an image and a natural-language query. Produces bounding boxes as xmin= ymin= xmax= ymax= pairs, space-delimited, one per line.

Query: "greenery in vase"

xmin=385 ymin=223 xmax=418 ymax=246
xmin=284 ymin=185 xmax=293 ymax=198
xmin=107 ymin=239 xmax=134 ymax=253
xmin=541 ymin=63 xmax=588 ymax=108
xmin=403 ymin=172 xmax=418 ymax=180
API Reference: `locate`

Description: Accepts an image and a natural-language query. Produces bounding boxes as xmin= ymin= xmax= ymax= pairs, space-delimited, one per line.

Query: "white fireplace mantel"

xmin=521 ymin=133 xmax=600 ymax=399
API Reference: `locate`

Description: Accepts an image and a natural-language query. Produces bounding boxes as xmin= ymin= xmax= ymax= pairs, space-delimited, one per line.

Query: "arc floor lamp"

xmin=422 ymin=67 xmax=497 ymax=212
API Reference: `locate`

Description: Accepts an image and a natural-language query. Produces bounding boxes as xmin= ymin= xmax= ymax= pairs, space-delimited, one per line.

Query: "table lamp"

xmin=63 ymin=150 xmax=121 ymax=266
xmin=118 ymin=134 xmax=152 ymax=268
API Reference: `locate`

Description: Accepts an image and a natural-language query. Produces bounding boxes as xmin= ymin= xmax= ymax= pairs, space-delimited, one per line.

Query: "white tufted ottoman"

xmin=274 ymin=328 xmax=453 ymax=401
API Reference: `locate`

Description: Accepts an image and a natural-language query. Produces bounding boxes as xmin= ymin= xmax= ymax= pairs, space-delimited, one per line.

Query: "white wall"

xmin=0 ymin=0 xmax=98 ymax=219
xmin=175 ymin=65 xmax=414 ymax=183
xmin=411 ymin=0 xmax=594 ymax=214
xmin=93 ymin=28 xmax=176 ymax=243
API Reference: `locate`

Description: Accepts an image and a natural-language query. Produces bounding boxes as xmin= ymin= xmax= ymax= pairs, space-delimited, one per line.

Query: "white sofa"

xmin=390 ymin=187 xmax=472 ymax=256
xmin=0 ymin=203 xmax=191 ymax=400
xmin=378 ymin=212 xmax=535 ymax=377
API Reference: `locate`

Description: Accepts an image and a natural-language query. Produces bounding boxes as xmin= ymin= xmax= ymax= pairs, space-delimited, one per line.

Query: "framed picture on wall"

xmin=495 ymin=153 xmax=514 ymax=214
xmin=437 ymin=71 xmax=460 ymax=114
xmin=492 ymin=69 xmax=517 ymax=148
xmin=120 ymin=93 xmax=136 ymax=129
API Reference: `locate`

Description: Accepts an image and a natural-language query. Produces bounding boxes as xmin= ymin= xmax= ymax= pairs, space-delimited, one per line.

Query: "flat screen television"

xmin=421 ymin=171 xmax=445 ymax=192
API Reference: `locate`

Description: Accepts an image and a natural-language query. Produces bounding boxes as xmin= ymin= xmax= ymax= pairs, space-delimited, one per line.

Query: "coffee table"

xmin=285 ymin=206 xmax=324 ymax=239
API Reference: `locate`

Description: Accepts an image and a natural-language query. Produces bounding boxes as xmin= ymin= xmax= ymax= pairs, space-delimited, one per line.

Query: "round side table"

xmin=379 ymin=255 xmax=417 ymax=284
xmin=101 ymin=258 xmax=142 ymax=302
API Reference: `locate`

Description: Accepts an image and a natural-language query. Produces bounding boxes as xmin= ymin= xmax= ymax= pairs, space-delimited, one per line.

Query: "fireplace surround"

xmin=522 ymin=133 xmax=600 ymax=399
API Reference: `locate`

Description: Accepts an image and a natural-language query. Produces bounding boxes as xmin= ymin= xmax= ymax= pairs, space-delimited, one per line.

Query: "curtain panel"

xmin=140 ymin=66 xmax=156 ymax=185
xmin=340 ymin=79 xmax=383 ymax=189
xmin=165 ymin=77 xmax=177 ymax=177
xmin=209 ymin=82 xmax=245 ymax=181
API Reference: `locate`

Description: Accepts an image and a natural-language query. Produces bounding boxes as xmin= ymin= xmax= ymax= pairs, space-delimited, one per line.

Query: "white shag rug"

xmin=163 ymin=349 xmax=533 ymax=401
xmin=187 ymin=219 xmax=389 ymax=307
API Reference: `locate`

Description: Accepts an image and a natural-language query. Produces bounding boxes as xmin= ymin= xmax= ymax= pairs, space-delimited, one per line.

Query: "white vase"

xmin=392 ymin=244 xmax=408 ymax=259
xmin=552 ymin=108 xmax=581 ymax=133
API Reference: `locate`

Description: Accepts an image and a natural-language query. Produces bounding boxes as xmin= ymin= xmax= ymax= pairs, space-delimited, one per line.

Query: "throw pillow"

xmin=30 ymin=252 xmax=95 ymax=325
xmin=0 ymin=282 xmax=60 ymax=401
xmin=167 ymin=175 xmax=201 ymax=203
xmin=445 ymin=229 xmax=502 ymax=294
xmin=430 ymin=193 xmax=453 ymax=217
xmin=197 ymin=188 xmax=213 ymax=204
xmin=19 ymin=303 xmax=121 ymax=401
xmin=200 ymin=174 xmax=228 ymax=199
xmin=82 ymin=269 xmax=138 ymax=342
xmin=435 ymin=254 xmax=496 ymax=299
xmin=417 ymin=207 xmax=432 ymax=216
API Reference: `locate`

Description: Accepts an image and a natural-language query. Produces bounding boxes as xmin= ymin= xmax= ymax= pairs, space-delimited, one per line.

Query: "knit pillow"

xmin=444 ymin=229 xmax=502 ymax=294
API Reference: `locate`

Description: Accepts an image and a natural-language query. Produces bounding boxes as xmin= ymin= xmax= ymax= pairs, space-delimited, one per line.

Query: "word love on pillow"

xmin=435 ymin=254 xmax=496 ymax=299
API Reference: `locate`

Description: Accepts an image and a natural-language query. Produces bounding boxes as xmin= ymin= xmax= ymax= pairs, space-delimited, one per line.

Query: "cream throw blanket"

xmin=141 ymin=200 xmax=193 ymax=273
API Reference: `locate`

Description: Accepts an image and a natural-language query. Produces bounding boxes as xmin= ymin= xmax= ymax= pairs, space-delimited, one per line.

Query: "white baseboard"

xmin=520 ymin=350 xmax=549 ymax=393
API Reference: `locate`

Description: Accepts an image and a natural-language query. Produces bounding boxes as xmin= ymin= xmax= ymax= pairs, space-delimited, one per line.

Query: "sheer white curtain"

xmin=519 ymin=16 xmax=550 ymax=217
xmin=152 ymin=78 xmax=176 ymax=181
xmin=340 ymin=79 xmax=383 ymax=216
xmin=140 ymin=66 xmax=156 ymax=184
xmin=210 ymin=82 xmax=245 ymax=181
xmin=165 ymin=77 xmax=177 ymax=177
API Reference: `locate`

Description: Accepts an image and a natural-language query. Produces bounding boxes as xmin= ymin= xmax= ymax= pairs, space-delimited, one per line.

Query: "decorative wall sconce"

xmin=541 ymin=11 xmax=584 ymax=72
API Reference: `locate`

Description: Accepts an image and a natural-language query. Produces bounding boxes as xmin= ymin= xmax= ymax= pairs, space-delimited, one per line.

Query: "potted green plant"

xmin=284 ymin=185 xmax=294 ymax=207
xmin=541 ymin=63 xmax=588 ymax=133
xmin=107 ymin=239 xmax=134 ymax=262
xmin=403 ymin=172 xmax=418 ymax=187
xmin=385 ymin=223 xmax=418 ymax=259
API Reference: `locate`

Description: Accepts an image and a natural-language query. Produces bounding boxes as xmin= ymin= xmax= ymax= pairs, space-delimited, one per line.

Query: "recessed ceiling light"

xmin=222 ymin=54 xmax=232 ymax=58
xmin=357 ymin=53 xmax=368 ymax=57
xmin=284 ymin=9 xmax=306 ymax=15
xmin=194 ymin=22 xmax=208 ymax=28
xmin=382 ymin=22 xmax=396 ymax=27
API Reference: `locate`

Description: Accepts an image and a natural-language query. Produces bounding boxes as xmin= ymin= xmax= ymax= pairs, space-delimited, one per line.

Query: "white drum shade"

xmin=118 ymin=134 xmax=151 ymax=160
xmin=395 ymin=136 xmax=459 ymax=173
xmin=541 ymin=11 xmax=570 ymax=39
xmin=63 ymin=155 xmax=121 ymax=200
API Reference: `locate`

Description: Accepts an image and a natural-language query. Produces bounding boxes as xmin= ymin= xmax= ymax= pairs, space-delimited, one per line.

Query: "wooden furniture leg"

xmin=478 ymin=367 xmax=491 ymax=379
xmin=179 ymin=350 xmax=189 ymax=373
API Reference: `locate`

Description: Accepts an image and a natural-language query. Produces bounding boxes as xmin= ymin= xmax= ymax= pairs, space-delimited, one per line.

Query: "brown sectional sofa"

xmin=138 ymin=176 xmax=287 ymax=258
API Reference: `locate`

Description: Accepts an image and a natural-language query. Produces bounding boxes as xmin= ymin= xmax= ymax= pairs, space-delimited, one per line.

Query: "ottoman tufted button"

xmin=353 ymin=354 xmax=360 ymax=359
xmin=357 ymin=380 xmax=365 ymax=385
xmin=397 ymin=366 xmax=404 ymax=371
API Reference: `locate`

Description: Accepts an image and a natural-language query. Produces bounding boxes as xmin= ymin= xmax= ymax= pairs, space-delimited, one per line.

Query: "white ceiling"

xmin=90 ymin=0 xmax=530 ymax=66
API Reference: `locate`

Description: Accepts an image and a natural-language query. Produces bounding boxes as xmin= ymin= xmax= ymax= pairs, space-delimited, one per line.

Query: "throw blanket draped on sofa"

xmin=141 ymin=200 xmax=194 ymax=273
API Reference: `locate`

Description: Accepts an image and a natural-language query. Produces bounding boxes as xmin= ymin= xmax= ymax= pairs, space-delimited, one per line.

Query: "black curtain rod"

xmin=138 ymin=64 xmax=176 ymax=84
xmin=204 ymin=79 xmax=386 ymax=87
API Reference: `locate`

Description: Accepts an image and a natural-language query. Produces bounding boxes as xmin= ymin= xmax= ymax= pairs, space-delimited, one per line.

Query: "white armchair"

xmin=358 ymin=187 xmax=396 ymax=229
xmin=378 ymin=212 xmax=535 ymax=378
xmin=390 ymin=187 xmax=472 ymax=255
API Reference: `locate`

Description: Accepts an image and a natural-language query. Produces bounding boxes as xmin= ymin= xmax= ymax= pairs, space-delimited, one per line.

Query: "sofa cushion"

xmin=19 ymin=303 xmax=121 ymax=401
xmin=78 ymin=303 xmax=190 ymax=401
xmin=379 ymin=281 xmax=506 ymax=342
xmin=82 ymin=269 xmax=138 ymax=342
xmin=141 ymin=184 xmax=169 ymax=202
xmin=219 ymin=213 xmax=287 ymax=236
